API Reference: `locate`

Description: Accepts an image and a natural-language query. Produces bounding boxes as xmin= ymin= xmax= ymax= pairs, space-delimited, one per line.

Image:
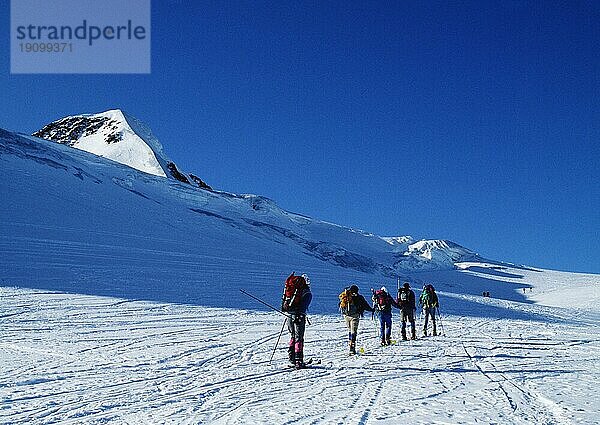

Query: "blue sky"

xmin=1 ymin=1 xmax=599 ymax=273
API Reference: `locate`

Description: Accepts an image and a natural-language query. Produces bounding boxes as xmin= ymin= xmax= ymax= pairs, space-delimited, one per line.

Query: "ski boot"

xmin=294 ymin=351 xmax=305 ymax=369
xmin=288 ymin=345 xmax=295 ymax=365
xmin=401 ymin=330 xmax=408 ymax=341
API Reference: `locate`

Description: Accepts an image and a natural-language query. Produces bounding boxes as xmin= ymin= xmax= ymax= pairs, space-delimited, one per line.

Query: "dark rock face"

xmin=169 ymin=167 xmax=212 ymax=191
xmin=167 ymin=162 xmax=190 ymax=184
xmin=33 ymin=116 xmax=123 ymax=146
xmin=189 ymin=174 xmax=212 ymax=190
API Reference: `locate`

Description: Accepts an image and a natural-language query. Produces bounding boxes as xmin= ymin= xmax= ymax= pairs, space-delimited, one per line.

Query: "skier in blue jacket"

xmin=372 ymin=286 xmax=399 ymax=346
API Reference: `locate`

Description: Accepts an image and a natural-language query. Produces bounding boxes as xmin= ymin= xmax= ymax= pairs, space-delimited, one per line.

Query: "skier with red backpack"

xmin=281 ymin=272 xmax=313 ymax=369
xmin=372 ymin=286 xmax=400 ymax=346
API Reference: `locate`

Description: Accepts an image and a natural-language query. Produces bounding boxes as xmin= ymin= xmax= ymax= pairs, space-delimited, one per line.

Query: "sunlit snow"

xmin=1 ymin=121 xmax=598 ymax=424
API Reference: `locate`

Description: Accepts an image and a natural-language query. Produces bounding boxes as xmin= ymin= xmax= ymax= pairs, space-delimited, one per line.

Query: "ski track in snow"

xmin=1 ymin=287 xmax=599 ymax=425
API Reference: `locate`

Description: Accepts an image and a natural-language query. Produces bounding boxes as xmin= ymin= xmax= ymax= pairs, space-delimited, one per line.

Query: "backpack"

xmin=420 ymin=284 xmax=437 ymax=307
xmin=373 ymin=289 xmax=390 ymax=310
xmin=420 ymin=290 xmax=431 ymax=306
xmin=339 ymin=288 xmax=358 ymax=315
xmin=399 ymin=290 xmax=409 ymax=303
xmin=282 ymin=273 xmax=308 ymax=311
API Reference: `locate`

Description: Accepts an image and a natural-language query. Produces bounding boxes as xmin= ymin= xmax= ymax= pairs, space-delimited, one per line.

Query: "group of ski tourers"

xmin=278 ymin=272 xmax=441 ymax=369
xmin=339 ymin=282 xmax=440 ymax=354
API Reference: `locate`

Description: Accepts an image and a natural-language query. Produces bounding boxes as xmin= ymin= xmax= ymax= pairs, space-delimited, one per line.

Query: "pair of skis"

xmin=286 ymin=358 xmax=321 ymax=369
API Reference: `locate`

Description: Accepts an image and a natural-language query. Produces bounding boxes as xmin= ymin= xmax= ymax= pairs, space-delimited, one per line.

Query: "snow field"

xmin=2 ymin=287 xmax=598 ymax=425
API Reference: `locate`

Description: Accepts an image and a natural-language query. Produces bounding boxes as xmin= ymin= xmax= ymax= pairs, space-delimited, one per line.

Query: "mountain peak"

xmin=32 ymin=110 xmax=211 ymax=190
xmin=406 ymin=239 xmax=478 ymax=262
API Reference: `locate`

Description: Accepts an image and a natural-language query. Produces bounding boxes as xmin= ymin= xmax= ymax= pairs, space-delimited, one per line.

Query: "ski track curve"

xmin=460 ymin=337 xmax=577 ymax=425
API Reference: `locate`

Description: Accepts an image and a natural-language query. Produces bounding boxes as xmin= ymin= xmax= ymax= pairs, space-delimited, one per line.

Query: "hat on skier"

xmin=301 ymin=274 xmax=310 ymax=287
xmin=380 ymin=286 xmax=387 ymax=293
xmin=349 ymin=284 xmax=359 ymax=294
xmin=403 ymin=282 xmax=410 ymax=289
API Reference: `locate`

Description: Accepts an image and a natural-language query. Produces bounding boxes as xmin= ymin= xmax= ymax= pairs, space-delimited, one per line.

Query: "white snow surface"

xmin=2 ymin=278 xmax=599 ymax=425
xmin=1 ymin=125 xmax=600 ymax=424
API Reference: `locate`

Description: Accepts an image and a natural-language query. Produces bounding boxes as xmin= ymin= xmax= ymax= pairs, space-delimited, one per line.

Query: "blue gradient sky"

xmin=1 ymin=1 xmax=599 ymax=273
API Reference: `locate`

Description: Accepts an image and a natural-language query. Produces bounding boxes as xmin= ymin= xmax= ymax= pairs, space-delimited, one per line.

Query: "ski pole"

xmin=269 ymin=318 xmax=288 ymax=364
xmin=240 ymin=289 xmax=291 ymax=319
xmin=436 ymin=307 xmax=445 ymax=336
xmin=370 ymin=288 xmax=379 ymax=339
xmin=240 ymin=289 xmax=311 ymax=324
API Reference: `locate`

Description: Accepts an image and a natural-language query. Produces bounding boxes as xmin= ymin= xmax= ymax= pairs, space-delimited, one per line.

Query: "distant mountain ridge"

xmin=0 ymin=110 xmax=485 ymax=282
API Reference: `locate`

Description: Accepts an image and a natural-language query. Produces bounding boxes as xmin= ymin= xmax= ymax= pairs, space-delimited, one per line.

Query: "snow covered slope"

xmin=0 ymin=122 xmax=487 ymax=313
xmin=2 ymin=115 xmax=600 ymax=424
xmin=2 ymin=116 xmax=596 ymax=311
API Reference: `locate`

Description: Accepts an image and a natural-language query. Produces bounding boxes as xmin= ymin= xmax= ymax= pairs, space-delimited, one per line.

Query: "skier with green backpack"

xmin=419 ymin=284 xmax=439 ymax=336
xmin=339 ymin=285 xmax=374 ymax=355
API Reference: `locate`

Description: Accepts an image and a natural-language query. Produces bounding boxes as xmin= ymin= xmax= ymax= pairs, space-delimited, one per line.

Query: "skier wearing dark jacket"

xmin=340 ymin=285 xmax=374 ymax=355
xmin=372 ymin=286 xmax=400 ymax=346
xmin=397 ymin=282 xmax=417 ymax=340
xmin=282 ymin=273 xmax=312 ymax=369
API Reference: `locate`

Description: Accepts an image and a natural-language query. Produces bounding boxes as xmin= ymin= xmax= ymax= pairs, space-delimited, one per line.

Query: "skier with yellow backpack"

xmin=339 ymin=285 xmax=374 ymax=355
